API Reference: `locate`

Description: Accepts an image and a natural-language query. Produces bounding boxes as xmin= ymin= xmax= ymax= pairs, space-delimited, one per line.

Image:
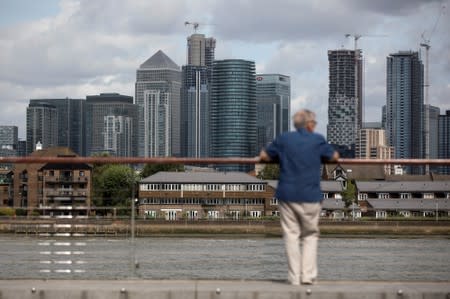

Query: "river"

xmin=0 ymin=236 xmax=449 ymax=281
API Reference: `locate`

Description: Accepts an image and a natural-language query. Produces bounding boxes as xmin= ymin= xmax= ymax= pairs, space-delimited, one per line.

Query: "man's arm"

xmin=330 ymin=151 xmax=339 ymax=162
xmin=259 ymin=149 xmax=272 ymax=162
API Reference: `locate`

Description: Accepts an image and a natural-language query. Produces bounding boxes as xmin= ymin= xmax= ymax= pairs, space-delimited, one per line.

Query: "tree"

xmin=341 ymin=179 xmax=356 ymax=208
xmin=92 ymin=163 xmax=135 ymax=210
xmin=257 ymin=164 xmax=280 ymax=179
xmin=140 ymin=164 xmax=184 ymax=178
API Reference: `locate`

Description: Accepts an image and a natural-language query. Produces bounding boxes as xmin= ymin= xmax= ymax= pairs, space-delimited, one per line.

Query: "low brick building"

xmin=139 ymin=172 xmax=275 ymax=220
xmin=0 ymin=169 xmax=13 ymax=207
xmin=13 ymin=147 xmax=92 ymax=217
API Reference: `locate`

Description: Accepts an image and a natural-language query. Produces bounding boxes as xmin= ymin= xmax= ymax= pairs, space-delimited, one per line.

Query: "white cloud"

xmin=0 ymin=0 xmax=449 ymax=140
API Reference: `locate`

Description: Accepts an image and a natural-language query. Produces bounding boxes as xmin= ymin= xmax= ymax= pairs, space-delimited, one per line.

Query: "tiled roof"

xmin=141 ymin=171 xmax=265 ymax=184
xmin=356 ymin=181 xmax=450 ymax=192
xmin=367 ymin=199 xmax=450 ymax=211
xmin=266 ymin=180 xmax=343 ymax=192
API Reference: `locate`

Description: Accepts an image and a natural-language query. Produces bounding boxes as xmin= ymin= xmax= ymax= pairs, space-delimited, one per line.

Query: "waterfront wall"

xmin=1 ymin=219 xmax=449 ymax=236
xmin=0 ymin=280 xmax=449 ymax=299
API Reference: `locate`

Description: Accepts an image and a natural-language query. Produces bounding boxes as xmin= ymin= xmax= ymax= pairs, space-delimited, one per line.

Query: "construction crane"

xmin=344 ymin=33 xmax=387 ymax=50
xmin=420 ymin=4 xmax=446 ymax=174
xmin=184 ymin=21 xmax=200 ymax=33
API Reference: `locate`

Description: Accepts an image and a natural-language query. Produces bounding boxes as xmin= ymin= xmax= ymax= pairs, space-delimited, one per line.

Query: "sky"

xmin=0 ymin=0 xmax=449 ymax=139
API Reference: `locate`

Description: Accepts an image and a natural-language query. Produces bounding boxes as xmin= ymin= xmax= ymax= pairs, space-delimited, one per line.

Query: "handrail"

xmin=1 ymin=156 xmax=450 ymax=165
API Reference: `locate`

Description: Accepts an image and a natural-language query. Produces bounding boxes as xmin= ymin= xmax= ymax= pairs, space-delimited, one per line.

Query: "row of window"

xmin=143 ymin=209 xmax=263 ymax=220
xmin=140 ymin=198 xmax=266 ymax=205
xmin=140 ymin=183 xmax=266 ymax=192
xmin=358 ymin=193 xmax=450 ymax=200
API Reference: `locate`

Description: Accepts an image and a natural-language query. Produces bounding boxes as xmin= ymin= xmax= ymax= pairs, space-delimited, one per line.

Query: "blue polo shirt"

xmin=265 ymin=128 xmax=335 ymax=203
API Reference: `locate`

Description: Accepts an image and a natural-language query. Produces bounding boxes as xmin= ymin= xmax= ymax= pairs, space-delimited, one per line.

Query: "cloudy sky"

xmin=0 ymin=0 xmax=449 ymax=138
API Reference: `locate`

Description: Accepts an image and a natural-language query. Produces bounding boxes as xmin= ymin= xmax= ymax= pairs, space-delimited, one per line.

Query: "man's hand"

xmin=259 ymin=149 xmax=272 ymax=162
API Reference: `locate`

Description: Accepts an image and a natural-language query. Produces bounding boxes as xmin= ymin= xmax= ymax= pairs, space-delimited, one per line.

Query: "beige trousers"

xmin=279 ymin=200 xmax=321 ymax=284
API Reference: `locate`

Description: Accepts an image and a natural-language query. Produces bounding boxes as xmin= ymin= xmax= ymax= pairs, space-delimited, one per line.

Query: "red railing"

xmin=1 ymin=156 xmax=450 ymax=165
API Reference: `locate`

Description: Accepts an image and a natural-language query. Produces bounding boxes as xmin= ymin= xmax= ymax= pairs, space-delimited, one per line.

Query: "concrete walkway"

xmin=1 ymin=280 xmax=449 ymax=299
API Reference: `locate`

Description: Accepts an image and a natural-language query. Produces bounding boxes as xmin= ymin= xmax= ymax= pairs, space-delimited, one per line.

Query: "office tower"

xmin=210 ymin=59 xmax=257 ymax=171
xmin=386 ymin=51 xmax=424 ymax=172
xmin=438 ymin=110 xmax=450 ymax=174
xmin=26 ymin=102 xmax=58 ymax=154
xmin=355 ymin=127 xmax=394 ymax=174
xmin=181 ymin=33 xmax=216 ymax=158
xmin=28 ymin=99 xmax=85 ymax=155
xmin=135 ymin=50 xmax=181 ymax=157
xmin=181 ymin=65 xmax=210 ymax=157
xmin=255 ymin=74 xmax=291 ymax=151
xmin=17 ymin=140 xmax=26 ymax=157
xmin=427 ymin=105 xmax=440 ymax=163
xmin=187 ymin=34 xmax=216 ymax=68
xmin=85 ymin=93 xmax=138 ymax=157
xmin=327 ymin=49 xmax=363 ymax=157
xmin=0 ymin=126 xmax=18 ymax=153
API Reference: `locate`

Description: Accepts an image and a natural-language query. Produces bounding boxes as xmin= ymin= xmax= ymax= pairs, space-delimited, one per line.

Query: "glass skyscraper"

xmin=28 ymin=98 xmax=85 ymax=155
xmin=26 ymin=102 xmax=58 ymax=154
xmin=438 ymin=110 xmax=450 ymax=174
xmin=85 ymin=93 xmax=138 ymax=157
xmin=327 ymin=49 xmax=363 ymax=157
xmin=180 ymin=33 xmax=216 ymax=158
xmin=386 ymin=51 xmax=424 ymax=173
xmin=210 ymin=59 xmax=257 ymax=171
xmin=135 ymin=50 xmax=181 ymax=157
xmin=255 ymin=74 xmax=290 ymax=151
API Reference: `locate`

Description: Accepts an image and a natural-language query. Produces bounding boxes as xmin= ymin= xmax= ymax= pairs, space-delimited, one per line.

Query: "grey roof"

xmin=140 ymin=171 xmax=265 ymax=184
xmin=323 ymin=164 xmax=385 ymax=180
xmin=321 ymin=198 xmax=346 ymax=209
xmin=367 ymin=199 xmax=450 ymax=211
xmin=266 ymin=180 xmax=343 ymax=192
xmin=139 ymin=50 xmax=180 ymax=70
xmin=356 ymin=181 xmax=450 ymax=192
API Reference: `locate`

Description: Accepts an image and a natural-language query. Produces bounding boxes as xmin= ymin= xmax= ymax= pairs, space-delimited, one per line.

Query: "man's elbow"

xmin=331 ymin=151 xmax=340 ymax=162
xmin=259 ymin=150 xmax=272 ymax=162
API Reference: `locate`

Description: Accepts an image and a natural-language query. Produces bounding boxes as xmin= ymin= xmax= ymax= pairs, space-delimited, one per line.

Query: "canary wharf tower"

xmin=135 ymin=50 xmax=181 ymax=157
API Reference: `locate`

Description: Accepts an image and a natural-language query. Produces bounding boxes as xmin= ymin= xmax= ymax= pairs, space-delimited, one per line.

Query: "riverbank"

xmin=0 ymin=219 xmax=449 ymax=236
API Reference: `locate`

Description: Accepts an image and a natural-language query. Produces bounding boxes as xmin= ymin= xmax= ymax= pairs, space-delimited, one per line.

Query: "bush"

xmin=0 ymin=207 xmax=15 ymax=216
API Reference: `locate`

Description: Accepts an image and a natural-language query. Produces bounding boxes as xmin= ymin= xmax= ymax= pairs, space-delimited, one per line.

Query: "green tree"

xmin=341 ymin=179 xmax=356 ymax=208
xmin=140 ymin=164 xmax=184 ymax=178
xmin=92 ymin=163 xmax=135 ymax=211
xmin=257 ymin=164 xmax=280 ymax=179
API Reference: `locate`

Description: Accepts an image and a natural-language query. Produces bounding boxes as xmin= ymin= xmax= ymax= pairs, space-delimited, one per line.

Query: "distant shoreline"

xmin=0 ymin=219 xmax=449 ymax=237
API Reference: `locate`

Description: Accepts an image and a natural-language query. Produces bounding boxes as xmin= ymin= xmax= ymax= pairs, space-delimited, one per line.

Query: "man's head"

xmin=293 ymin=109 xmax=317 ymax=132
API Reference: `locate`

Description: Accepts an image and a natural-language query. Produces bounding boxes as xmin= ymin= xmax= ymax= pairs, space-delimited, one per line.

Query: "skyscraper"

xmin=427 ymin=105 xmax=440 ymax=169
xmin=210 ymin=59 xmax=257 ymax=171
xmin=180 ymin=33 xmax=216 ymax=158
xmin=26 ymin=102 xmax=58 ymax=154
xmin=85 ymin=93 xmax=138 ymax=157
xmin=0 ymin=126 xmax=18 ymax=164
xmin=28 ymin=98 xmax=85 ymax=155
xmin=255 ymin=74 xmax=291 ymax=151
xmin=327 ymin=49 xmax=363 ymax=157
xmin=438 ymin=110 xmax=450 ymax=174
xmin=386 ymin=51 xmax=424 ymax=169
xmin=135 ymin=50 xmax=181 ymax=157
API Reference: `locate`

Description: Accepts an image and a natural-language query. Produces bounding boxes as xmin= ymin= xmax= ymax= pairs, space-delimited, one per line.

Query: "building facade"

xmin=386 ymin=51 xmax=424 ymax=172
xmin=438 ymin=110 xmax=450 ymax=174
xmin=186 ymin=33 xmax=216 ymax=69
xmin=355 ymin=127 xmax=394 ymax=174
xmin=12 ymin=147 xmax=92 ymax=217
xmin=0 ymin=126 xmax=19 ymax=160
xmin=28 ymin=99 xmax=85 ymax=156
xmin=135 ymin=50 xmax=182 ymax=157
xmin=210 ymin=59 xmax=257 ymax=171
xmin=139 ymin=172 xmax=274 ymax=220
xmin=180 ymin=65 xmax=210 ymax=157
xmin=255 ymin=74 xmax=291 ymax=151
xmin=85 ymin=93 xmax=138 ymax=157
xmin=327 ymin=49 xmax=363 ymax=157
xmin=26 ymin=102 xmax=58 ymax=154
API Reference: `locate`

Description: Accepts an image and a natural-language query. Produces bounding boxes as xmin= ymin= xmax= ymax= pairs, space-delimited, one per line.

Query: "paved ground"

xmin=0 ymin=280 xmax=449 ymax=299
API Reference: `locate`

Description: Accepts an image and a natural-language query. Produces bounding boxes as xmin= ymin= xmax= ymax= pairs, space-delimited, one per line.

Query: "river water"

xmin=0 ymin=236 xmax=449 ymax=281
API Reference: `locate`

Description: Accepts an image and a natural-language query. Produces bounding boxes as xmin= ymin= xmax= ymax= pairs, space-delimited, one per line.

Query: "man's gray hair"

xmin=293 ymin=109 xmax=316 ymax=129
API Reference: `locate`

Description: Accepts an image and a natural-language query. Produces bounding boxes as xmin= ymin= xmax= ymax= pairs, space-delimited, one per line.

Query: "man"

xmin=260 ymin=109 xmax=339 ymax=285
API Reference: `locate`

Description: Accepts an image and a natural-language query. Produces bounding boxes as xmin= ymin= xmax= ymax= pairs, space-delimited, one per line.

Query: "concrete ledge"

xmin=1 ymin=280 xmax=449 ymax=299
